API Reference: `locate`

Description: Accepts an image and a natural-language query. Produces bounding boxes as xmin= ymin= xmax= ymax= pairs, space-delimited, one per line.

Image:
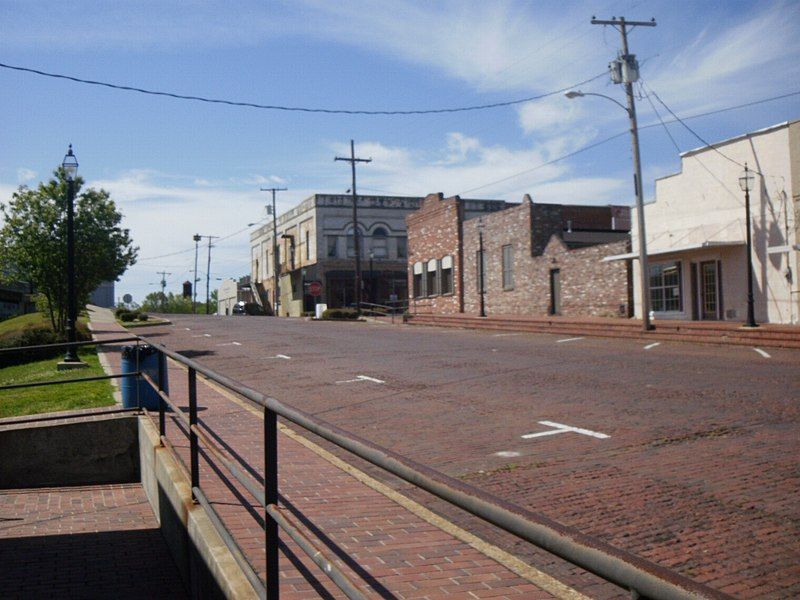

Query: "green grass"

xmin=0 ymin=347 xmax=115 ymax=418
xmin=0 ymin=312 xmax=49 ymax=337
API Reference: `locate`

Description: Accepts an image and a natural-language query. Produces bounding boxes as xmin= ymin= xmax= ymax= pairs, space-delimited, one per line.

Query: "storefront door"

xmin=700 ymin=261 xmax=720 ymax=320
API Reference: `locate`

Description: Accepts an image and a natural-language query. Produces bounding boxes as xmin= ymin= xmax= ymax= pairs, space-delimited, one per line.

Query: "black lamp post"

xmin=62 ymin=145 xmax=80 ymax=363
xmin=739 ymin=163 xmax=758 ymax=327
xmin=369 ymin=250 xmax=374 ymax=304
xmin=477 ymin=218 xmax=486 ymax=317
xmin=192 ymin=234 xmax=201 ymax=314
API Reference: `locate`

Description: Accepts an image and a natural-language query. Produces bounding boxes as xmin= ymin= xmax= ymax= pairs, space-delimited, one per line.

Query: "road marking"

xmin=753 ymin=348 xmax=771 ymax=359
xmin=203 ymin=333 xmax=211 ymax=337
xmin=335 ymin=375 xmax=385 ymax=385
xmin=644 ymin=342 xmax=660 ymax=350
xmin=493 ymin=333 xmax=521 ymax=337
xmin=522 ymin=421 xmax=609 ymax=440
xmin=491 ymin=348 xmax=498 ymax=352
xmin=217 ymin=341 xmax=242 ymax=347
xmin=184 ymin=327 xmax=191 ymax=331
xmin=494 ymin=451 xmax=521 ymax=458
xmin=266 ymin=354 xmax=291 ymax=360
xmin=556 ymin=337 xmax=584 ymax=343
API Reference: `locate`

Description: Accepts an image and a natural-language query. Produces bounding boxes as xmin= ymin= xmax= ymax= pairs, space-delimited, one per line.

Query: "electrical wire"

xmin=458 ymin=88 xmax=800 ymax=197
xmin=0 ymin=61 xmax=607 ymax=116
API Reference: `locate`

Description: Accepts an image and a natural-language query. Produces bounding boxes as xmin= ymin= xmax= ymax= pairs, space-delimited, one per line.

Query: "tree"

xmin=140 ymin=289 xmax=218 ymax=314
xmin=0 ymin=168 xmax=138 ymax=334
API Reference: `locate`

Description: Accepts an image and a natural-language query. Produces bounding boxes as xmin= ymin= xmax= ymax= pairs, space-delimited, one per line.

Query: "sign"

xmin=122 ymin=293 xmax=133 ymax=304
xmin=307 ymin=281 xmax=323 ymax=297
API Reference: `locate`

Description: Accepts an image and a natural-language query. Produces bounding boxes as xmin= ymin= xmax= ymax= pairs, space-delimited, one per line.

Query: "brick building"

xmin=407 ymin=193 xmax=632 ymax=317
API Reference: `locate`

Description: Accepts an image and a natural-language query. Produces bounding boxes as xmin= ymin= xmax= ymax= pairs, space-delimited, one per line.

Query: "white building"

xmin=608 ymin=120 xmax=799 ymax=324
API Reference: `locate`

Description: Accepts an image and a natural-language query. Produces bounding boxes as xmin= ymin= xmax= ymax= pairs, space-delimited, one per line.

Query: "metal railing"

xmin=0 ymin=336 xmax=730 ymax=600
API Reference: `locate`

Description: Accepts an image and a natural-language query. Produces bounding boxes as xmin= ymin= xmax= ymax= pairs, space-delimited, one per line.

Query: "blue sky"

xmin=1 ymin=0 xmax=798 ymax=303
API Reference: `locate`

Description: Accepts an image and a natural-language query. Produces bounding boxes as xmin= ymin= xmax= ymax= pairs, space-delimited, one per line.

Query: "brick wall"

xmin=462 ymin=198 xmax=631 ymax=317
xmin=406 ymin=193 xmax=463 ymax=314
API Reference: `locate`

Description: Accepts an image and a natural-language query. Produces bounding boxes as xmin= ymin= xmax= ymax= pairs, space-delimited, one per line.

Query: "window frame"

xmin=501 ymin=244 xmax=514 ymax=290
xmin=649 ymin=261 xmax=683 ymax=313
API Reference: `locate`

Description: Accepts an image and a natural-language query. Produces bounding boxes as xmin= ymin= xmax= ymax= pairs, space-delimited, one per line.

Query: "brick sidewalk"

xmin=89 ymin=309 xmax=564 ymax=599
xmin=0 ymin=483 xmax=188 ymax=599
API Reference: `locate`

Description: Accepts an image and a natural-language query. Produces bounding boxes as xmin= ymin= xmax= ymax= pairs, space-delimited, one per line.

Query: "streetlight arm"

xmin=565 ymin=91 xmax=630 ymax=116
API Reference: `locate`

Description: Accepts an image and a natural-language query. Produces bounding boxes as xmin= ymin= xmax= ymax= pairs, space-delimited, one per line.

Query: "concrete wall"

xmin=631 ymin=120 xmax=800 ymax=323
xmin=216 ymin=279 xmax=238 ymax=316
xmin=0 ymin=412 xmax=139 ymax=488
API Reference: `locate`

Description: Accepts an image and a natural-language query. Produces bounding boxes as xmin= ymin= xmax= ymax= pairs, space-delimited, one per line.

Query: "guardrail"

xmin=0 ymin=335 xmax=730 ymax=600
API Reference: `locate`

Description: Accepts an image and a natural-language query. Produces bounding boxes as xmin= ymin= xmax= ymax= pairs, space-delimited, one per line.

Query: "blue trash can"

xmin=120 ymin=345 xmax=169 ymax=410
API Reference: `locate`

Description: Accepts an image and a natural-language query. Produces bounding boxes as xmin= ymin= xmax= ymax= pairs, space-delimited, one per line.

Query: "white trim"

xmin=603 ymin=241 xmax=745 ymax=262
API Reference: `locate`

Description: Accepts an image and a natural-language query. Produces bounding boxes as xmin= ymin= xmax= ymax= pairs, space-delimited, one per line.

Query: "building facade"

xmin=408 ymin=193 xmax=631 ymax=318
xmin=611 ymin=120 xmax=800 ymax=324
xmin=250 ymin=194 xmax=509 ymax=316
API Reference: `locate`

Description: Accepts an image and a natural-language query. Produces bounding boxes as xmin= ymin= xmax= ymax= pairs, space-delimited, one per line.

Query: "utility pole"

xmin=591 ymin=15 xmax=656 ymax=331
xmin=156 ymin=271 xmax=171 ymax=312
xmin=260 ymin=186 xmax=287 ymax=316
xmin=335 ymin=140 xmax=371 ymax=309
xmin=204 ymin=235 xmax=219 ymax=315
xmin=193 ymin=234 xmax=201 ymax=314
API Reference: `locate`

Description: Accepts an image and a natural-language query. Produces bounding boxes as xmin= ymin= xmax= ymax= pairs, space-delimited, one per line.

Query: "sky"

xmin=1 ymin=0 xmax=799 ymax=303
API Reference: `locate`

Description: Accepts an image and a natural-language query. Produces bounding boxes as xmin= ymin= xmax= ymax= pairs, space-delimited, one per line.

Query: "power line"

xmin=0 ymin=61 xmax=607 ymax=116
xmin=458 ymin=88 xmax=800 ymax=196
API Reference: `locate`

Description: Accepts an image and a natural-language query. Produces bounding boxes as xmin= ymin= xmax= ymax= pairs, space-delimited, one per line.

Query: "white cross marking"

xmin=335 ymin=375 xmax=385 ymax=385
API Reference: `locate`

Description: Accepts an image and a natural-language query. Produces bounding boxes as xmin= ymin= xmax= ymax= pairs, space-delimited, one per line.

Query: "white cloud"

xmin=16 ymin=168 xmax=36 ymax=183
xmin=517 ymin=96 xmax=584 ymax=135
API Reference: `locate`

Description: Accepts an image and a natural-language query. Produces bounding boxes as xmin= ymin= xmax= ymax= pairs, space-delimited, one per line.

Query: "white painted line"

xmin=522 ymin=420 xmax=609 ymax=440
xmin=491 ymin=349 xmax=498 ymax=352
xmin=556 ymin=337 xmax=584 ymax=343
xmin=265 ymin=354 xmax=292 ymax=360
xmin=217 ymin=341 xmax=242 ymax=347
xmin=184 ymin=327 xmax=191 ymax=331
xmin=335 ymin=375 xmax=385 ymax=385
xmin=203 ymin=333 xmax=211 ymax=338
xmin=753 ymin=348 xmax=771 ymax=359
xmin=494 ymin=451 xmax=521 ymax=458
xmin=644 ymin=342 xmax=661 ymax=350
xmin=493 ymin=333 xmax=521 ymax=337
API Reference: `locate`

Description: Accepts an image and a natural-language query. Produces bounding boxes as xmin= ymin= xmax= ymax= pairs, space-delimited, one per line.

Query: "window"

xmin=413 ymin=261 xmax=425 ymax=298
xmin=397 ymin=237 xmax=407 ymax=259
xmin=426 ymin=259 xmax=439 ymax=296
xmin=372 ymin=227 xmax=388 ymax=258
xmin=476 ymin=250 xmax=487 ymax=293
xmin=502 ymin=245 xmax=514 ymax=290
xmin=305 ymin=230 xmax=310 ymax=260
xmin=650 ymin=262 xmax=682 ymax=312
xmin=327 ymin=236 xmax=337 ymax=258
xmin=440 ymin=255 xmax=454 ymax=295
xmin=346 ymin=229 xmax=361 ymax=258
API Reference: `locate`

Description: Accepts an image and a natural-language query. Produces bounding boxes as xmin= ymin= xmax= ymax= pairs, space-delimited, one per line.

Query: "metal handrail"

xmin=142 ymin=336 xmax=728 ymax=600
xmin=0 ymin=336 xmax=139 ymax=354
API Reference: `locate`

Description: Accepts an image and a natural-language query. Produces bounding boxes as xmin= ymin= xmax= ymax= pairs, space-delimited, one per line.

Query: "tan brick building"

xmin=407 ymin=193 xmax=632 ymax=318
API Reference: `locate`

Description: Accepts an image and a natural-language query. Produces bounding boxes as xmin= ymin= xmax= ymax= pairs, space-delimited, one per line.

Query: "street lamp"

xmin=62 ymin=145 xmax=81 ymax=364
xmin=369 ymin=250 xmax=375 ymax=304
xmin=566 ymin=89 xmax=653 ymax=331
xmin=477 ymin=218 xmax=486 ymax=317
xmin=739 ymin=163 xmax=758 ymax=327
xmin=192 ymin=234 xmax=201 ymax=314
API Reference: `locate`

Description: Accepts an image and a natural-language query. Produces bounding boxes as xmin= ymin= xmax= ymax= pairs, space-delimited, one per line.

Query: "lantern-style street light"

xmin=477 ymin=218 xmax=486 ymax=318
xmin=62 ymin=145 xmax=81 ymax=364
xmin=739 ymin=163 xmax=757 ymax=328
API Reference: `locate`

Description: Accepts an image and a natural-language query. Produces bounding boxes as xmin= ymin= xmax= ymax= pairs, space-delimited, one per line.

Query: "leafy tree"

xmin=0 ymin=168 xmax=138 ymax=333
xmin=140 ymin=290 xmax=218 ymax=314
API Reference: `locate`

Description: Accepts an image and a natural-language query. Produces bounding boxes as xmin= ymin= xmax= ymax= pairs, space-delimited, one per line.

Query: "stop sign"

xmin=307 ymin=281 xmax=323 ymax=297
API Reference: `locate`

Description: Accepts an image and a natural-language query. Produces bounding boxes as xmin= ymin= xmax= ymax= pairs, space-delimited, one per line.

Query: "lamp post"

xmin=566 ymin=89 xmax=652 ymax=331
xmin=62 ymin=145 xmax=81 ymax=363
xmin=477 ymin=218 xmax=486 ymax=317
xmin=369 ymin=250 xmax=374 ymax=304
xmin=192 ymin=234 xmax=201 ymax=313
xmin=739 ymin=163 xmax=758 ymax=327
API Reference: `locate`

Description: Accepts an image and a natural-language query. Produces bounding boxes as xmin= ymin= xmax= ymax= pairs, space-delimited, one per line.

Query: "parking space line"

xmin=335 ymin=375 xmax=385 ymax=384
xmin=493 ymin=333 xmax=521 ymax=337
xmin=522 ymin=421 xmax=609 ymax=440
xmin=753 ymin=348 xmax=771 ymax=359
xmin=217 ymin=341 xmax=242 ymax=347
xmin=644 ymin=342 xmax=660 ymax=350
xmin=556 ymin=337 xmax=584 ymax=343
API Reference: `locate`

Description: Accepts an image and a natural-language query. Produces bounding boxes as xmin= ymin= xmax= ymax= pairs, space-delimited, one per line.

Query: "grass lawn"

xmin=0 ymin=347 xmax=115 ymax=418
xmin=0 ymin=312 xmax=49 ymax=336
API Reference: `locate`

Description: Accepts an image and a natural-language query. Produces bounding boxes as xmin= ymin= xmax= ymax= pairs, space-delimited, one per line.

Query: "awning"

xmin=603 ymin=240 xmax=745 ymax=262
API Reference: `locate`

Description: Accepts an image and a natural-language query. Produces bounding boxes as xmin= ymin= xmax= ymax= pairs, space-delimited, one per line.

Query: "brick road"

xmin=0 ymin=483 xmax=188 ymax=599
xmin=129 ymin=314 xmax=800 ymax=599
xmin=90 ymin=309 xmax=558 ymax=599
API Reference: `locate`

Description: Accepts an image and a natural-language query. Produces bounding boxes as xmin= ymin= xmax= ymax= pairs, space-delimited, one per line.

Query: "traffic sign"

xmin=307 ymin=281 xmax=323 ymax=297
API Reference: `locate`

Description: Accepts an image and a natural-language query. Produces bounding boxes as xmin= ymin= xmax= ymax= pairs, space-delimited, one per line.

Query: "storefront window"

xmin=650 ymin=262 xmax=682 ymax=312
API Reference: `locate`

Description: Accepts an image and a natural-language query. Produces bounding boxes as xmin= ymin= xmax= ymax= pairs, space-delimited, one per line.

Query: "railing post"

xmin=157 ymin=349 xmax=166 ymax=441
xmin=188 ymin=367 xmax=199 ymax=501
xmin=264 ymin=407 xmax=279 ymax=600
xmin=135 ymin=340 xmax=142 ymax=410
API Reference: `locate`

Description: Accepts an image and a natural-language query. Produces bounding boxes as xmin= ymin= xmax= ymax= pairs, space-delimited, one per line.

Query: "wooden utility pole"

xmin=591 ymin=15 xmax=656 ymax=331
xmin=156 ymin=271 xmax=171 ymax=311
xmin=335 ymin=140 xmax=371 ymax=309
xmin=260 ymin=186 xmax=287 ymax=315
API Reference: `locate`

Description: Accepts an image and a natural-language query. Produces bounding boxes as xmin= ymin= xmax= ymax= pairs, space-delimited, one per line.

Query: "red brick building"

xmin=407 ymin=193 xmax=632 ymax=317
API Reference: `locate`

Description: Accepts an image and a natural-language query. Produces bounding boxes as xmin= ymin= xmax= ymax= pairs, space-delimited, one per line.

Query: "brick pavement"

xmin=89 ymin=308 xmax=563 ymax=599
xmin=0 ymin=483 xmax=188 ymax=598
xmin=129 ymin=313 xmax=800 ymax=599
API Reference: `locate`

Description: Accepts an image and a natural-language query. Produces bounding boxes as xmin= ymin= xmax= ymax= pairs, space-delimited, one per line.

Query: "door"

xmin=549 ymin=269 xmax=561 ymax=315
xmin=700 ymin=261 xmax=719 ymax=320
